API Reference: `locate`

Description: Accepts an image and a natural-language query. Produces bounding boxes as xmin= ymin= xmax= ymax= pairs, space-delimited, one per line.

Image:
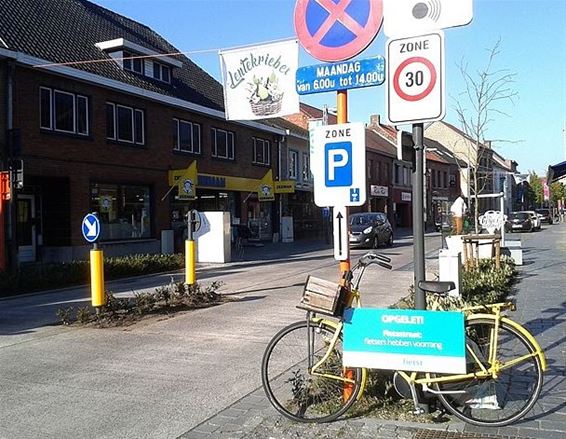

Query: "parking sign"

xmin=312 ymin=123 xmax=366 ymax=207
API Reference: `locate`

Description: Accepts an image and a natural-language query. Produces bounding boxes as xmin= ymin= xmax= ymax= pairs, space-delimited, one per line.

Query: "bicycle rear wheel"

xmin=261 ymin=320 xmax=362 ymax=423
xmin=436 ymin=318 xmax=543 ymax=427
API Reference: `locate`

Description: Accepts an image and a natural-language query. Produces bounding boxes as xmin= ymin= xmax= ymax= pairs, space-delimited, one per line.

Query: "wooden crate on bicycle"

xmin=297 ymin=276 xmax=345 ymax=316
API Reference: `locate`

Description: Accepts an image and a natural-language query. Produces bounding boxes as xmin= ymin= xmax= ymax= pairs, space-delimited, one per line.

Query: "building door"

xmin=17 ymin=195 xmax=36 ymax=262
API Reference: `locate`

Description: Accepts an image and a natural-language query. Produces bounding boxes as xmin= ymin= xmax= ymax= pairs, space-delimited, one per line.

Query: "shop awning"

xmin=548 ymin=160 xmax=566 ymax=182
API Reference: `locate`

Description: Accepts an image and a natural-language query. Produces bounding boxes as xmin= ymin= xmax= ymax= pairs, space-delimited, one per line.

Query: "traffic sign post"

xmin=82 ymin=213 xmax=105 ymax=308
xmin=296 ymin=56 xmax=385 ymax=95
xmin=386 ymin=32 xmax=445 ymax=125
xmin=333 ymin=205 xmax=348 ymax=261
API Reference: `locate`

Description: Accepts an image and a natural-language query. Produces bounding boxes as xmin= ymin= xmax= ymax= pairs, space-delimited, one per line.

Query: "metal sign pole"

xmin=337 ymin=90 xmax=350 ymax=276
xmin=412 ymin=123 xmax=426 ymax=310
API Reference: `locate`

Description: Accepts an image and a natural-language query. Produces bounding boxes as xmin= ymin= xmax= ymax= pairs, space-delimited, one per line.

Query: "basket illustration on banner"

xmin=247 ymin=71 xmax=283 ymax=116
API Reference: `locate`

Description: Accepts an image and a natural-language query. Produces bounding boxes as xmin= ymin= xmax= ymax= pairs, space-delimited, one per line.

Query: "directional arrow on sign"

xmin=333 ymin=205 xmax=349 ymax=261
xmin=84 ymin=218 xmax=97 ymax=237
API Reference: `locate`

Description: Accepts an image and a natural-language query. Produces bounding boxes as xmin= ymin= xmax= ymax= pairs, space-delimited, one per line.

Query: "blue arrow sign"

xmin=296 ymin=56 xmax=385 ymax=95
xmin=82 ymin=213 xmax=100 ymax=243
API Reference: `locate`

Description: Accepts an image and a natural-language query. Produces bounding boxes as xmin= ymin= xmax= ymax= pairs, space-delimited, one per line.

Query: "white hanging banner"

xmin=219 ymin=40 xmax=300 ymax=120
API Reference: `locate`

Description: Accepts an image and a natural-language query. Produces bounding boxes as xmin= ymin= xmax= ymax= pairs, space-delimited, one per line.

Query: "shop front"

xmin=392 ymin=189 xmax=413 ymax=228
xmin=168 ymin=164 xmax=294 ymax=249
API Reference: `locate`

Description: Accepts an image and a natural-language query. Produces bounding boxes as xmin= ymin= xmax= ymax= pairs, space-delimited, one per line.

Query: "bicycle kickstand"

xmin=408 ymin=382 xmax=429 ymax=416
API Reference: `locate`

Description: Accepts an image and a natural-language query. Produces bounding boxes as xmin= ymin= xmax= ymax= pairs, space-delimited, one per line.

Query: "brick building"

xmin=0 ymin=0 xmax=287 ymax=265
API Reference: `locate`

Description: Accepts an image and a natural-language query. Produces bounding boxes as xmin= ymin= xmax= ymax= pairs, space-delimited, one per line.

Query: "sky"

xmin=92 ymin=0 xmax=566 ymax=176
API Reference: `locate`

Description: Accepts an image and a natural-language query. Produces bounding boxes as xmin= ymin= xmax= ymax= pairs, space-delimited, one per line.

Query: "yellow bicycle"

xmin=261 ymin=252 xmax=546 ymax=426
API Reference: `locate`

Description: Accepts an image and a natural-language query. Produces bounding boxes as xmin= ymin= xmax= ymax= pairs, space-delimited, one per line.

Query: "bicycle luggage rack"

xmin=297 ymin=276 xmax=345 ymax=317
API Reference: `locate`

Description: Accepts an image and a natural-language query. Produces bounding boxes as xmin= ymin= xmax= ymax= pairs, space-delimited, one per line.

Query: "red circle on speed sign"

xmin=393 ymin=56 xmax=437 ymax=102
xmin=294 ymin=0 xmax=384 ymax=62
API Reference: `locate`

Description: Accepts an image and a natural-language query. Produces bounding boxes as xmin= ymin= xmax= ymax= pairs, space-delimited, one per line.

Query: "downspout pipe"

xmin=6 ymin=60 xmax=17 ymax=272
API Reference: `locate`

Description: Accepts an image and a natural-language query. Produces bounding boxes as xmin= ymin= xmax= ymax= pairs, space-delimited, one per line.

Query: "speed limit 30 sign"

xmin=386 ymin=31 xmax=445 ymax=125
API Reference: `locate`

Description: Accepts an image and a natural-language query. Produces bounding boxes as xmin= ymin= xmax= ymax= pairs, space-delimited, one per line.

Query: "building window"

xmin=375 ymin=161 xmax=380 ymax=182
xmin=368 ymin=159 xmax=373 ymax=179
xmin=253 ymin=137 xmax=271 ymax=165
xmin=153 ymin=62 xmax=171 ymax=83
xmin=211 ymin=127 xmax=234 ymax=159
xmin=91 ymin=183 xmax=151 ymax=241
xmin=106 ymin=102 xmax=145 ymax=145
xmin=444 ymin=172 xmax=448 ymax=188
xmin=289 ymin=150 xmax=299 ymax=179
xmin=432 ymin=169 xmax=436 ymax=188
xmin=394 ymin=164 xmax=400 ymax=185
xmin=302 ymin=152 xmax=311 ymax=180
xmin=123 ymin=51 xmax=143 ymax=74
xmin=174 ymin=119 xmax=201 ymax=153
xmin=39 ymin=87 xmax=89 ymax=135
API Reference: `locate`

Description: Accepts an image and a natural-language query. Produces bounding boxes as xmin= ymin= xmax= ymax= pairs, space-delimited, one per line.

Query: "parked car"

xmin=349 ymin=212 xmax=393 ymax=248
xmin=505 ymin=212 xmax=533 ymax=232
xmin=517 ymin=211 xmax=541 ymax=230
xmin=535 ymin=208 xmax=553 ymax=224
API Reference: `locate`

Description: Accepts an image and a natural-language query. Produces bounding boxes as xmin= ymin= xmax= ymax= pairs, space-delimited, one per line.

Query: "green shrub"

xmin=0 ymin=253 xmax=184 ymax=297
xmin=393 ymin=256 xmax=516 ymax=310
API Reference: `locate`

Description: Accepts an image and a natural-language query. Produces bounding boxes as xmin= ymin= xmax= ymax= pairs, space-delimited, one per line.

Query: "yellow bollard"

xmin=90 ymin=249 xmax=105 ymax=307
xmin=185 ymin=239 xmax=196 ymax=285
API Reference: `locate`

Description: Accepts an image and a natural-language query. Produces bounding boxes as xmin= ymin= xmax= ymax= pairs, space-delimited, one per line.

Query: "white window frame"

xmin=107 ymin=102 xmax=145 ymax=145
xmin=40 ymin=87 xmax=89 ymax=136
xmin=153 ymin=62 xmax=171 ymax=83
xmin=211 ymin=127 xmax=234 ymax=160
xmin=39 ymin=87 xmax=52 ymax=130
xmin=106 ymin=102 xmax=116 ymax=140
xmin=53 ymin=90 xmax=76 ymax=134
xmin=116 ymin=104 xmax=134 ymax=143
xmin=76 ymin=95 xmax=89 ymax=136
xmin=302 ymin=151 xmax=311 ymax=181
xmin=289 ymin=150 xmax=299 ymax=180
xmin=174 ymin=118 xmax=201 ymax=154
xmin=252 ymin=137 xmax=270 ymax=165
xmin=123 ymin=51 xmax=143 ymax=74
xmin=134 ymin=109 xmax=145 ymax=145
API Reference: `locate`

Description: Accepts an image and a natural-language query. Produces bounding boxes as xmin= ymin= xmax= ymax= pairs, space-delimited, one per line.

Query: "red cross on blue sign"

xmin=294 ymin=0 xmax=383 ymax=62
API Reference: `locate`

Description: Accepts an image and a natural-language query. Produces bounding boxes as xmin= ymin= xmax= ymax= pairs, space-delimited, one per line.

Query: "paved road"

xmin=3 ymin=225 xmax=562 ymax=439
xmin=0 ymin=233 xmax=441 ymax=438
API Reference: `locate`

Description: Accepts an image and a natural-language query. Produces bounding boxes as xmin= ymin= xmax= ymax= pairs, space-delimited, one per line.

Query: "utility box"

xmin=281 ymin=216 xmax=294 ymax=243
xmin=438 ymin=249 xmax=462 ymax=297
xmin=194 ymin=211 xmax=231 ymax=263
xmin=161 ymin=230 xmax=174 ymax=254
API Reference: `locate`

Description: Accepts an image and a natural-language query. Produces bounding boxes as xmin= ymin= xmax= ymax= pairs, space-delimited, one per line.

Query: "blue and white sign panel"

xmin=82 ymin=213 xmax=100 ymax=243
xmin=296 ymin=56 xmax=385 ymax=95
xmin=311 ymin=123 xmax=366 ymax=207
xmin=343 ymin=308 xmax=466 ymax=374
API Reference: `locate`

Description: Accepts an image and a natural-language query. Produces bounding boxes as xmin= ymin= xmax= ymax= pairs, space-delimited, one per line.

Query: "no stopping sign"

xmin=386 ymin=32 xmax=445 ymax=124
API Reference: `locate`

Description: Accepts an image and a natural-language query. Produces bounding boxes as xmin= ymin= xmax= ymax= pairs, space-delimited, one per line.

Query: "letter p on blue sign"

xmin=325 ymin=142 xmax=352 ymax=187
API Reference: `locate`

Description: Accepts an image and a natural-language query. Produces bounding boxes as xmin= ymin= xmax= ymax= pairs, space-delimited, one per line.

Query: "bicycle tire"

xmin=261 ymin=320 xmax=363 ymax=423
xmin=435 ymin=317 xmax=543 ymax=427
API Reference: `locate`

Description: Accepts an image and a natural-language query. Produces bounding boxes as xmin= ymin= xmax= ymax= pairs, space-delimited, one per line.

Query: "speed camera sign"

xmin=386 ymin=31 xmax=445 ymax=124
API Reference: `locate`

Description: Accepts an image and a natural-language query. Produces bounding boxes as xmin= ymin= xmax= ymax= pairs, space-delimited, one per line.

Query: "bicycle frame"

xmin=306 ymin=300 xmax=546 ymax=407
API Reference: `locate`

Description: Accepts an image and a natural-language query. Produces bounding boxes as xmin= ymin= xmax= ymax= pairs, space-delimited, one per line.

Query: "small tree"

xmin=528 ymin=172 xmax=544 ymax=208
xmin=550 ymin=181 xmax=566 ymax=206
xmin=453 ymin=39 xmax=518 ymax=233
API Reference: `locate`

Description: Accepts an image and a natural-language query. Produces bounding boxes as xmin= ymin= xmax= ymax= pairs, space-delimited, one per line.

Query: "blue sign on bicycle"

xmin=296 ymin=56 xmax=385 ymax=95
xmin=343 ymin=308 xmax=466 ymax=374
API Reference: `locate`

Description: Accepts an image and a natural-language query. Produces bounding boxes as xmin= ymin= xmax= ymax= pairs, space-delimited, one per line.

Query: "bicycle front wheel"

xmin=261 ymin=320 xmax=362 ymax=423
xmin=436 ymin=318 xmax=543 ymax=427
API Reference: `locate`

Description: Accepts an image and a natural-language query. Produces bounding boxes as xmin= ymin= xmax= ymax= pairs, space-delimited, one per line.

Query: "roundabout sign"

xmin=294 ymin=0 xmax=384 ymax=62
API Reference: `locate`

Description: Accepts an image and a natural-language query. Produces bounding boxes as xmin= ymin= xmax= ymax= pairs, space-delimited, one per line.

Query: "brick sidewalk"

xmin=177 ymin=225 xmax=566 ymax=439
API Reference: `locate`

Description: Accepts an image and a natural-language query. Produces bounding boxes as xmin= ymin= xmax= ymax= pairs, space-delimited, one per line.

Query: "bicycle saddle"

xmin=418 ymin=280 xmax=455 ymax=294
